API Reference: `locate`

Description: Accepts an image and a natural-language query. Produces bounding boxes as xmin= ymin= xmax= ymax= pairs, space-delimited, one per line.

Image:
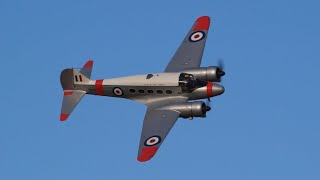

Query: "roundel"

xmin=144 ymin=136 xmax=161 ymax=146
xmin=189 ymin=31 xmax=205 ymax=42
xmin=113 ymin=87 xmax=123 ymax=96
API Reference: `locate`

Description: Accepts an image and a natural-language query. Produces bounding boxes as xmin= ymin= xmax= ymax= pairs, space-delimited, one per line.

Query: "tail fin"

xmin=79 ymin=60 xmax=93 ymax=79
xmin=59 ymin=60 xmax=94 ymax=121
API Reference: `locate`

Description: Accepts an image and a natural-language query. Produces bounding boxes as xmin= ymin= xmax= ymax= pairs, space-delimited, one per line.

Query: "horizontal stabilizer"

xmin=60 ymin=90 xmax=86 ymax=121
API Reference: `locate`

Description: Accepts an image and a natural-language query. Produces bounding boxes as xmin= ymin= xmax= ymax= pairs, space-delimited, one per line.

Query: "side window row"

xmin=129 ymin=89 xmax=173 ymax=94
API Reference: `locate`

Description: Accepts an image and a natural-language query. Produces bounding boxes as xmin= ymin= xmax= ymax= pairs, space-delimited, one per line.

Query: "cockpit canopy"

xmin=179 ymin=73 xmax=208 ymax=92
xmin=179 ymin=73 xmax=197 ymax=91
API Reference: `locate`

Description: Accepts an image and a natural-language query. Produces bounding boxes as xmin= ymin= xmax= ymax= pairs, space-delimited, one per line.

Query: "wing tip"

xmin=137 ymin=147 xmax=159 ymax=162
xmin=60 ymin=114 xmax=69 ymax=121
xmin=84 ymin=60 xmax=94 ymax=68
xmin=193 ymin=16 xmax=210 ymax=31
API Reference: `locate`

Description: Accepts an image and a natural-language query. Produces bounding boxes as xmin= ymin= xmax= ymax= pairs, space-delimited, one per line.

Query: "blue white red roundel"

xmin=189 ymin=31 xmax=205 ymax=42
xmin=144 ymin=136 xmax=161 ymax=146
xmin=113 ymin=87 xmax=123 ymax=96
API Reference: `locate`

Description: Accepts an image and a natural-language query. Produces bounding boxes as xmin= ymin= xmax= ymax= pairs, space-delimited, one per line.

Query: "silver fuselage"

xmin=73 ymin=72 xmax=224 ymax=105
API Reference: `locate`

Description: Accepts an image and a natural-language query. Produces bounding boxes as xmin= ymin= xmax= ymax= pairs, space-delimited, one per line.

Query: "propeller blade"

xmin=217 ymin=59 xmax=226 ymax=81
xmin=218 ymin=59 xmax=224 ymax=71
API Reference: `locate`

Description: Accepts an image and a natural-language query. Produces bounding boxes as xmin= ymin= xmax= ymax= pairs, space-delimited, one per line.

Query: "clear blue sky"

xmin=1 ymin=0 xmax=319 ymax=179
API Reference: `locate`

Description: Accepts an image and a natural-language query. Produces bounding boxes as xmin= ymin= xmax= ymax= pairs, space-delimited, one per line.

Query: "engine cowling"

xmin=181 ymin=66 xmax=225 ymax=82
xmin=156 ymin=101 xmax=211 ymax=119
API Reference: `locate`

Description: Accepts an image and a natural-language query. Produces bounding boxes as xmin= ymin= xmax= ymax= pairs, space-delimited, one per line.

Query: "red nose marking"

xmin=193 ymin=16 xmax=210 ymax=31
xmin=95 ymin=80 xmax=104 ymax=95
xmin=206 ymin=82 xmax=213 ymax=97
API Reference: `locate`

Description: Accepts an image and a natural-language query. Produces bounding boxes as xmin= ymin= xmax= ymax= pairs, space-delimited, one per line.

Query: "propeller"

xmin=206 ymin=98 xmax=211 ymax=106
xmin=217 ymin=59 xmax=225 ymax=81
xmin=201 ymin=101 xmax=211 ymax=117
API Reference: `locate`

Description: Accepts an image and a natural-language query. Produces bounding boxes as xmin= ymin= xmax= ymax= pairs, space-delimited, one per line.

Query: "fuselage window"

xmin=166 ymin=90 xmax=173 ymax=94
xmin=138 ymin=89 xmax=145 ymax=94
xmin=129 ymin=89 xmax=136 ymax=93
xmin=156 ymin=90 xmax=163 ymax=94
xmin=147 ymin=90 xmax=154 ymax=94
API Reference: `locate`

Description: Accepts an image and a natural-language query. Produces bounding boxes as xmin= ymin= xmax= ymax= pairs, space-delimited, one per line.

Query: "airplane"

xmin=60 ymin=16 xmax=225 ymax=162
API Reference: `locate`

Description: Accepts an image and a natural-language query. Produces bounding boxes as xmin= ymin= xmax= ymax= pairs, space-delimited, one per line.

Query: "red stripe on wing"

xmin=60 ymin=114 xmax=69 ymax=121
xmin=193 ymin=16 xmax=210 ymax=31
xmin=137 ymin=147 xmax=159 ymax=162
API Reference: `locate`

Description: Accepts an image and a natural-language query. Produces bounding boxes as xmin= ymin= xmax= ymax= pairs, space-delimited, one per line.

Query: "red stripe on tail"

xmin=84 ymin=60 xmax=93 ymax=68
xmin=64 ymin=91 xmax=73 ymax=96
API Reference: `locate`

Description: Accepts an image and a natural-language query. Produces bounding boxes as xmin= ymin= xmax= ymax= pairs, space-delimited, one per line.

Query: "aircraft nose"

xmin=212 ymin=83 xmax=224 ymax=96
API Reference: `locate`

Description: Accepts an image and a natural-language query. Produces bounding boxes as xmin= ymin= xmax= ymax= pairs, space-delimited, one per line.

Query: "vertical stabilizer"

xmin=80 ymin=60 xmax=93 ymax=79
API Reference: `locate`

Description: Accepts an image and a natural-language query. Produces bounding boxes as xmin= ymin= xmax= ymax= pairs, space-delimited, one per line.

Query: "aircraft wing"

xmin=165 ymin=16 xmax=211 ymax=72
xmin=137 ymin=98 xmax=187 ymax=162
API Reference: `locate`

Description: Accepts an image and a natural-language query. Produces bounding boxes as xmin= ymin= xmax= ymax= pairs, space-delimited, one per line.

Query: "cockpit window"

xmin=179 ymin=73 xmax=197 ymax=91
xmin=146 ymin=74 xmax=153 ymax=79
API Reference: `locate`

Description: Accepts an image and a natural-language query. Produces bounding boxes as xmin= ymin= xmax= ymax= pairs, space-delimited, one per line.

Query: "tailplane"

xmin=60 ymin=90 xmax=86 ymax=121
xmin=59 ymin=60 xmax=94 ymax=121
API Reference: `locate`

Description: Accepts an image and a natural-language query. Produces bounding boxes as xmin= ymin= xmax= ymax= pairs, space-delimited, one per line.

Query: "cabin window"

xmin=166 ymin=90 xmax=173 ymax=94
xmin=156 ymin=90 xmax=163 ymax=94
xmin=75 ymin=75 xmax=78 ymax=82
xmin=147 ymin=90 xmax=154 ymax=94
xmin=138 ymin=89 xmax=145 ymax=94
xmin=129 ymin=89 xmax=136 ymax=93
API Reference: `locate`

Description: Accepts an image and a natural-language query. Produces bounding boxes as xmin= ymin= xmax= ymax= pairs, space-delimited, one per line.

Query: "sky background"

xmin=1 ymin=0 xmax=319 ymax=179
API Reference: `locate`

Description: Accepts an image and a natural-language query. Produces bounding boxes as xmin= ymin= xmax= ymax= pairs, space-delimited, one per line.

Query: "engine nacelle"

xmin=181 ymin=66 xmax=224 ymax=82
xmin=156 ymin=101 xmax=211 ymax=119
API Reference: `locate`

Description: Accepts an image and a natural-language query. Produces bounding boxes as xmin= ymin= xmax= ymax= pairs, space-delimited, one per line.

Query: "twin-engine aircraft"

xmin=60 ymin=16 xmax=225 ymax=162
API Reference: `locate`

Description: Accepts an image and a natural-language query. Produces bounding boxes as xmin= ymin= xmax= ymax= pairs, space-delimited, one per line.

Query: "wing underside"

xmin=165 ymin=16 xmax=211 ymax=72
xmin=137 ymin=98 xmax=187 ymax=162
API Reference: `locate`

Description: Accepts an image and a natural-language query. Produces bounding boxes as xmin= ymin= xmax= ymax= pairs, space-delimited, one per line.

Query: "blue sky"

xmin=1 ymin=0 xmax=319 ymax=179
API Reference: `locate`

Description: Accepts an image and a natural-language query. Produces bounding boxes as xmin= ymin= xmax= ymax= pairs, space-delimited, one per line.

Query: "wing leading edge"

xmin=165 ymin=16 xmax=211 ymax=72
